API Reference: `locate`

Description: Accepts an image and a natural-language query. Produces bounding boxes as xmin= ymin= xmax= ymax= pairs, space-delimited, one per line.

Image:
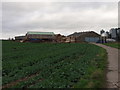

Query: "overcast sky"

xmin=2 ymin=1 xmax=118 ymax=39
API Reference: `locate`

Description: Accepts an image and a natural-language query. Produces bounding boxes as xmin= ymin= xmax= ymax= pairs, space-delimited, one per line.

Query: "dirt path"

xmin=92 ymin=43 xmax=119 ymax=88
xmin=2 ymin=72 xmax=40 ymax=88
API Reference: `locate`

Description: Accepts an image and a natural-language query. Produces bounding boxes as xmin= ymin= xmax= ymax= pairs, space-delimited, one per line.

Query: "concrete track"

xmin=92 ymin=43 xmax=119 ymax=88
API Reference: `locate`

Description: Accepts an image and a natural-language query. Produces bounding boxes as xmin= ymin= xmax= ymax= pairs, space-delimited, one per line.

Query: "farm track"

xmin=23 ymin=78 xmax=44 ymax=88
xmin=2 ymin=72 xmax=40 ymax=88
xmin=92 ymin=43 xmax=119 ymax=88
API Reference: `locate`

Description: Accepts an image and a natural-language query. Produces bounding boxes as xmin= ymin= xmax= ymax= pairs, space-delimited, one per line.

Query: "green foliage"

xmin=2 ymin=41 xmax=107 ymax=88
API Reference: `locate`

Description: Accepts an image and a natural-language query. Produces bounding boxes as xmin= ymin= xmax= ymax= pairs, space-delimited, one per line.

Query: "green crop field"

xmin=103 ymin=43 xmax=120 ymax=49
xmin=2 ymin=40 xmax=107 ymax=88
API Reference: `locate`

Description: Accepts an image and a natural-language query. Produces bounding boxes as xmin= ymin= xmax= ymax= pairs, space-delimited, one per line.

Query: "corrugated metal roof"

xmin=27 ymin=32 xmax=54 ymax=35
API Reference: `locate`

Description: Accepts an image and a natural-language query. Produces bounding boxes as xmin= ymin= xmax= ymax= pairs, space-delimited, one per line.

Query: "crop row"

xmin=2 ymin=41 xmax=106 ymax=88
xmin=2 ymin=41 xmax=87 ymax=85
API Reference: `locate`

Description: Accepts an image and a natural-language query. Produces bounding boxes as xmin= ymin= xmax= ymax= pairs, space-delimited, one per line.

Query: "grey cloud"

xmin=2 ymin=2 xmax=118 ymax=39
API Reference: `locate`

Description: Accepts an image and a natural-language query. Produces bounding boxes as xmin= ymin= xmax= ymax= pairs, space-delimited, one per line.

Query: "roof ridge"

xmin=27 ymin=31 xmax=54 ymax=33
xmin=26 ymin=31 xmax=55 ymax=35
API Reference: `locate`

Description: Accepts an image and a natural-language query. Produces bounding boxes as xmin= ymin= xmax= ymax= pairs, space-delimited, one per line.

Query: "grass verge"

xmin=103 ymin=42 xmax=120 ymax=49
xmin=73 ymin=46 xmax=107 ymax=88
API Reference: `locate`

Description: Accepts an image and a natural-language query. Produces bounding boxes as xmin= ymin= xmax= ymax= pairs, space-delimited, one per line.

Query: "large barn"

xmin=68 ymin=31 xmax=100 ymax=43
xmin=26 ymin=32 xmax=55 ymax=42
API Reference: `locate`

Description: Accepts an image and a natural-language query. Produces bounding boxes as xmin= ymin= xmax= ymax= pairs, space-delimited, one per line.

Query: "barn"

xmin=26 ymin=32 xmax=55 ymax=42
xmin=68 ymin=31 xmax=100 ymax=43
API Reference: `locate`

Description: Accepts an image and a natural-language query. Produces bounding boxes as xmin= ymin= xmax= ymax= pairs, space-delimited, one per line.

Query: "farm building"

xmin=26 ymin=32 xmax=55 ymax=42
xmin=65 ymin=36 xmax=76 ymax=43
xmin=15 ymin=36 xmax=26 ymax=42
xmin=55 ymin=34 xmax=76 ymax=43
xmin=68 ymin=31 xmax=100 ymax=43
xmin=55 ymin=34 xmax=66 ymax=43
